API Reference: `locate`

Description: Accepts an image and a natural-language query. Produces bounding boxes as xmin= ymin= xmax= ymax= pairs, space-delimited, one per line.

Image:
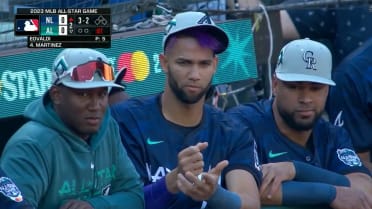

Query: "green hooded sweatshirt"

xmin=0 ymin=93 xmax=144 ymax=209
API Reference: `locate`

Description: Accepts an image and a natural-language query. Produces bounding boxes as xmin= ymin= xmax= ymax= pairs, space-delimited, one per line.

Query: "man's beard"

xmin=277 ymin=104 xmax=322 ymax=131
xmin=168 ymin=66 xmax=211 ymax=104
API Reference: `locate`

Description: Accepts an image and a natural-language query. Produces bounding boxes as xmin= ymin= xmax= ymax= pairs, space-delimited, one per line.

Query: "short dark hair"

xmin=164 ymin=28 xmax=223 ymax=55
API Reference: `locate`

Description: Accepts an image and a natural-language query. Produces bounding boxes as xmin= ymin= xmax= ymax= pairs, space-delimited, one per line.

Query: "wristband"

xmin=282 ymin=181 xmax=336 ymax=205
xmin=144 ymin=177 xmax=175 ymax=209
xmin=207 ymin=186 xmax=241 ymax=209
xmin=293 ymin=161 xmax=350 ymax=186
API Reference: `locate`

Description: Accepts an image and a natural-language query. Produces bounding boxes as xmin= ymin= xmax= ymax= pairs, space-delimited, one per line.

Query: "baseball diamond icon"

xmin=95 ymin=15 xmax=108 ymax=26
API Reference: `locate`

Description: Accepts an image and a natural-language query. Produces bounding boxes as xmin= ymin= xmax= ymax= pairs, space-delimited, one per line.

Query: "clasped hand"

xmin=260 ymin=162 xmax=295 ymax=201
xmin=176 ymin=142 xmax=229 ymax=201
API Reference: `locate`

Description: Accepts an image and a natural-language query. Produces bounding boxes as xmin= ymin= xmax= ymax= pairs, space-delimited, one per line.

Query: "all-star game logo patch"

xmin=337 ymin=148 xmax=362 ymax=167
xmin=0 ymin=177 xmax=23 ymax=202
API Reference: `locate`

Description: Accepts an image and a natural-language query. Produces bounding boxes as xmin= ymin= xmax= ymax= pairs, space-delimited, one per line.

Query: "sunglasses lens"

xmin=101 ymin=62 xmax=114 ymax=81
xmin=71 ymin=61 xmax=114 ymax=82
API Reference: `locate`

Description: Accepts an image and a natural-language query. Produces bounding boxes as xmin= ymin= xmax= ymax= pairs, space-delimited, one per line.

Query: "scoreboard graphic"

xmin=15 ymin=8 xmax=111 ymax=48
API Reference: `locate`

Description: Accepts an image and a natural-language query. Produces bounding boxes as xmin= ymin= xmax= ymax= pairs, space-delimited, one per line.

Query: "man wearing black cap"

xmin=111 ymin=11 xmax=261 ymax=209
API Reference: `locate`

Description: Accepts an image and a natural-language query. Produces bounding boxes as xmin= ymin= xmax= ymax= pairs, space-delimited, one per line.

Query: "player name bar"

xmin=28 ymin=36 xmax=111 ymax=42
xmin=17 ymin=8 xmax=110 ymax=15
xmin=28 ymin=36 xmax=110 ymax=48
xmin=28 ymin=41 xmax=110 ymax=48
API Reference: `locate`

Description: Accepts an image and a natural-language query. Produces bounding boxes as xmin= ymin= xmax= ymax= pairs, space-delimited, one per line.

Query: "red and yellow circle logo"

xmin=117 ymin=51 xmax=150 ymax=83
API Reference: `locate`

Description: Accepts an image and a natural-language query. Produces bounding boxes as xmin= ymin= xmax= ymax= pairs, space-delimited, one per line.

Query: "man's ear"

xmin=159 ymin=53 xmax=168 ymax=74
xmin=272 ymin=74 xmax=278 ymax=97
xmin=213 ymin=55 xmax=218 ymax=75
xmin=49 ymin=85 xmax=62 ymax=105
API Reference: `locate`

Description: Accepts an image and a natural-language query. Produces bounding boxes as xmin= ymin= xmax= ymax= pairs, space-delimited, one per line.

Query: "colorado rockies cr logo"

xmin=303 ymin=51 xmax=317 ymax=70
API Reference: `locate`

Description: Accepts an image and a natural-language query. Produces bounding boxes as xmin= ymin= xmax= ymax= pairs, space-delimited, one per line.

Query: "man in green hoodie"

xmin=0 ymin=48 xmax=144 ymax=209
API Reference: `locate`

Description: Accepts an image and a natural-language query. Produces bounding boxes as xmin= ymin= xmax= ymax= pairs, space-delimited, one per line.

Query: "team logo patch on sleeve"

xmin=0 ymin=177 xmax=23 ymax=202
xmin=102 ymin=184 xmax=111 ymax=196
xmin=253 ymin=140 xmax=261 ymax=171
xmin=336 ymin=148 xmax=362 ymax=167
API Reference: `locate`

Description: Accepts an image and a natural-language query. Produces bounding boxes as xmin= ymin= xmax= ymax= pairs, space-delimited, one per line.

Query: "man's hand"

xmin=59 ymin=200 xmax=93 ymax=209
xmin=358 ymin=151 xmax=372 ymax=173
xmin=177 ymin=142 xmax=208 ymax=176
xmin=260 ymin=162 xmax=295 ymax=200
xmin=176 ymin=160 xmax=229 ymax=201
xmin=330 ymin=186 xmax=372 ymax=209
xmin=166 ymin=142 xmax=208 ymax=193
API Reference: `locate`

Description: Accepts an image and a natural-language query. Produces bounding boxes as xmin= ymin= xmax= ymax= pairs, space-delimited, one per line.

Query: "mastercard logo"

xmin=117 ymin=51 xmax=150 ymax=83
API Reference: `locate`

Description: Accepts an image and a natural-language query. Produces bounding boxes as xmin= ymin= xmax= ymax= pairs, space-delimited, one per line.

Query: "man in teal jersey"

xmin=0 ymin=48 xmax=144 ymax=209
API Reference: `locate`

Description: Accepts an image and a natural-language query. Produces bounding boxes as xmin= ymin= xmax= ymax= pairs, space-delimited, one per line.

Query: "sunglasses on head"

xmin=70 ymin=60 xmax=115 ymax=82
